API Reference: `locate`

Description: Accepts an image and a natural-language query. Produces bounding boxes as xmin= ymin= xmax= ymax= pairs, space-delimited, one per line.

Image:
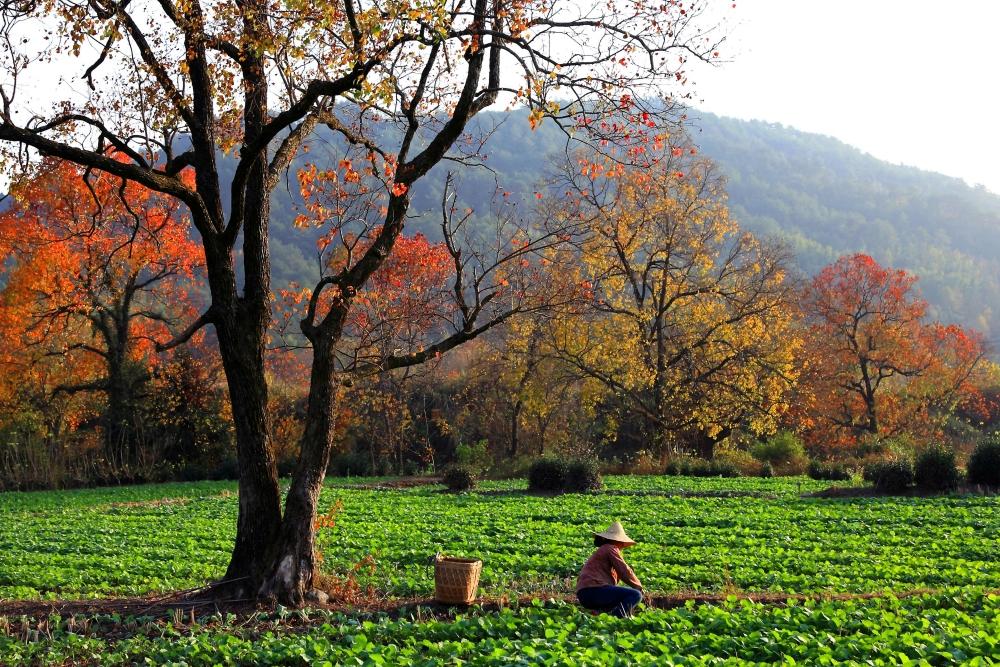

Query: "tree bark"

xmin=215 ymin=312 xmax=283 ymax=594
xmin=217 ymin=1 xmax=285 ymax=595
xmin=258 ymin=336 xmax=338 ymax=605
xmin=691 ymin=428 xmax=731 ymax=460
xmin=509 ymin=399 xmax=522 ymax=458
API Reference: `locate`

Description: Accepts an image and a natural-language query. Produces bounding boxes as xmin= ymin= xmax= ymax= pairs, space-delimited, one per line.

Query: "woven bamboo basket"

xmin=434 ymin=556 xmax=482 ymax=605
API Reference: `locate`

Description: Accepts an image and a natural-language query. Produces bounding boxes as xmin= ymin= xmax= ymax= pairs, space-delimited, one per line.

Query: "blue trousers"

xmin=577 ymin=585 xmax=643 ymax=617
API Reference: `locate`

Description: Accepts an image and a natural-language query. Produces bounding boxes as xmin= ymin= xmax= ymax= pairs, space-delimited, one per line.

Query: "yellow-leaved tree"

xmin=531 ymin=145 xmax=801 ymax=458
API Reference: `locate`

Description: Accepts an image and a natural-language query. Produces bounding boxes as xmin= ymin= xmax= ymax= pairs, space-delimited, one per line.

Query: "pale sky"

xmin=4 ymin=1 xmax=997 ymax=193
xmin=689 ymin=0 xmax=1000 ymax=192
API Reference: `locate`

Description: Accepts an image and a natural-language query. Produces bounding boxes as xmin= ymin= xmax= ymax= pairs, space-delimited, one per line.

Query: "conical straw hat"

xmin=593 ymin=521 xmax=636 ymax=546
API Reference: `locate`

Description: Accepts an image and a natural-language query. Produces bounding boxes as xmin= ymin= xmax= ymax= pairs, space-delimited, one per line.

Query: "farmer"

xmin=576 ymin=521 xmax=644 ymax=617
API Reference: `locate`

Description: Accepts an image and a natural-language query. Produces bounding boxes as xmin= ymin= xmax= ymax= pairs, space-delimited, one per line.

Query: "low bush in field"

xmin=752 ymin=431 xmax=805 ymax=464
xmin=752 ymin=432 xmax=808 ymax=475
xmin=663 ymin=455 xmax=696 ymax=476
xmin=442 ymin=466 xmax=476 ymax=492
xmin=663 ymin=457 xmax=740 ymax=477
xmin=966 ymin=434 xmax=1000 ymax=488
xmin=564 ymin=459 xmax=604 ymax=492
xmin=454 ymin=440 xmax=489 ymax=473
xmin=759 ymin=462 xmax=774 ymax=478
xmin=863 ymin=459 xmax=914 ymax=493
xmin=807 ymin=460 xmax=852 ymax=481
xmin=527 ymin=458 xmax=603 ymax=492
xmin=913 ymin=447 xmax=961 ymax=493
xmin=698 ymin=460 xmax=740 ymax=477
xmin=715 ymin=449 xmax=761 ymax=476
xmin=528 ymin=458 xmax=569 ymax=492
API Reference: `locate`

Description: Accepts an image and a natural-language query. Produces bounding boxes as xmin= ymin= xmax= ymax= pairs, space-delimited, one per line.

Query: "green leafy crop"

xmin=1 ymin=476 xmax=997 ymax=600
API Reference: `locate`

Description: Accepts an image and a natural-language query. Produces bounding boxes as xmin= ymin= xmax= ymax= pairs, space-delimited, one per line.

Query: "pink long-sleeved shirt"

xmin=576 ymin=543 xmax=642 ymax=592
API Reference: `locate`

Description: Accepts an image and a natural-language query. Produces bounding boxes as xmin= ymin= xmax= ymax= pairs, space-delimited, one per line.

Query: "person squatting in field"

xmin=576 ymin=522 xmax=643 ymax=617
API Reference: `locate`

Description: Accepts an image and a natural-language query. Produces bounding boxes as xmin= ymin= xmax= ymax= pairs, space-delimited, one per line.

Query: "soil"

xmin=0 ymin=586 xmax=968 ymax=630
xmin=332 ymin=476 xmax=442 ymax=490
xmin=805 ymin=484 xmax=999 ymax=498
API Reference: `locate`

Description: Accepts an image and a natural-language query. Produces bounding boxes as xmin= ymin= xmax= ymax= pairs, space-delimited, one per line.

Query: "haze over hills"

xmin=250 ymin=109 xmax=1000 ymax=338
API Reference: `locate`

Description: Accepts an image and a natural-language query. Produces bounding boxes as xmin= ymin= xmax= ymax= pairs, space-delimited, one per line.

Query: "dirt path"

xmin=0 ymin=586 xmax=969 ymax=625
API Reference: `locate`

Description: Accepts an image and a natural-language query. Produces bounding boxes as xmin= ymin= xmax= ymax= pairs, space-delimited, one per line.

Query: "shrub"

xmin=776 ymin=456 xmax=810 ymax=476
xmin=454 ymin=439 xmax=489 ymax=472
xmin=564 ymin=459 xmax=604 ymax=492
xmin=683 ymin=460 xmax=708 ymax=476
xmin=967 ymin=434 xmax=1000 ymax=488
xmin=684 ymin=459 xmax=740 ymax=478
xmin=760 ymin=462 xmax=774 ymax=478
xmin=442 ymin=465 xmax=476 ymax=492
xmin=375 ymin=458 xmax=394 ymax=476
xmin=528 ymin=457 xmax=568 ymax=492
xmin=752 ymin=432 xmax=807 ymax=470
xmin=808 ymin=460 xmax=852 ymax=482
xmin=715 ymin=449 xmax=762 ymax=476
xmin=664 ymin=455 xmax=698 ymax=476
xmin=628 ymin=450 xmax=661 ymax=475
xmin=863 ymin=459 xmax=914 ymax=493
xmin=708 ymin=460 xmax=740 ymax=478
xmin=663 ymin=455 xmax=741 ymax=478
xmin=913 ymin=447 xmax=961 ymax=493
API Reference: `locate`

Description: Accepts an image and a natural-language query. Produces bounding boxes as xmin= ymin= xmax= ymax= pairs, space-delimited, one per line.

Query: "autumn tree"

xmin=469 ymin=295 xmax=609 ymax=459
xmin=273 ymin=165 xmax=588 ymax=597
xmin=0 ymin=159 xmax=202 ymax=466
xmin=275 ymin=230 xmax=454 ymax=473
xmin=0 ymin=0 xmax=727 ymax=603
xmin=530 ymin=145 xmax=799 ymax=459
xmin=799 ymin=253 xmax=987 ymax=449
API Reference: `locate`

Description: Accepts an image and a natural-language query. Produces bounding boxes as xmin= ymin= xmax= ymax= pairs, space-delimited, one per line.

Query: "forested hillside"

xmin=258 ymin=110 xmax=1000 ymax=336
xmin=691 ymin=113 xmax=1000 ymax=336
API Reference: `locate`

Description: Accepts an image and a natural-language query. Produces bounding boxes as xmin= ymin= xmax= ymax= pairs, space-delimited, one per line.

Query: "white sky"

xmin=5 ymin=1 xmax=996 ymax=193
xmin=688 ymin=0 xmax=1000 ymax=192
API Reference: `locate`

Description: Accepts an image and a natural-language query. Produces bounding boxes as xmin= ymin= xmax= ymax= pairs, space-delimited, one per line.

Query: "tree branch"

xmin=155 ymin=307 xmax=216 ymax=352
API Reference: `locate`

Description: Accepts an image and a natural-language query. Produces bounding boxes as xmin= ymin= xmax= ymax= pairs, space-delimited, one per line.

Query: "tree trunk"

xmin=859 ymin=358 xmax=879 ymax=435
xmin=96 ymin=300 xmax=133 ymax=467
xmin=104 ymin=366 xmax=131 ymax=467
xmin=219 ymin=3 xmax=284 ymax=596
xmin=258 ymin=337 xmax=338 ymax=605
xmin=216 ymin=314 xmax=283 ymax=595
xmin=509 ymin=399 xmax=522 ymax=458
xmin=691 ymin=428 xmax=731 ymax=460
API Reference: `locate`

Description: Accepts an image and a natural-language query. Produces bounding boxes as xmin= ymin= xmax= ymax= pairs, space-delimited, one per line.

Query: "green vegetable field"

xmin=2 ymin=476 xmax=999 ymax=664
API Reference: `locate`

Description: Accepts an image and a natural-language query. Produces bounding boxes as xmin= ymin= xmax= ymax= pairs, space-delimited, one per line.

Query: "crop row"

xmin=2 ymin=591 xmax=998 ymax=665
xmin=1 ymin=478 xmax=997 ymax=599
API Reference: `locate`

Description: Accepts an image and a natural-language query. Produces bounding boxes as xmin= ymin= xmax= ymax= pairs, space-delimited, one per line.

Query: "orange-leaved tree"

xmin=798 ymin=253 xmax=987 ymax=451
xmin=0 ymin=158 xmax=202 ymax=466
